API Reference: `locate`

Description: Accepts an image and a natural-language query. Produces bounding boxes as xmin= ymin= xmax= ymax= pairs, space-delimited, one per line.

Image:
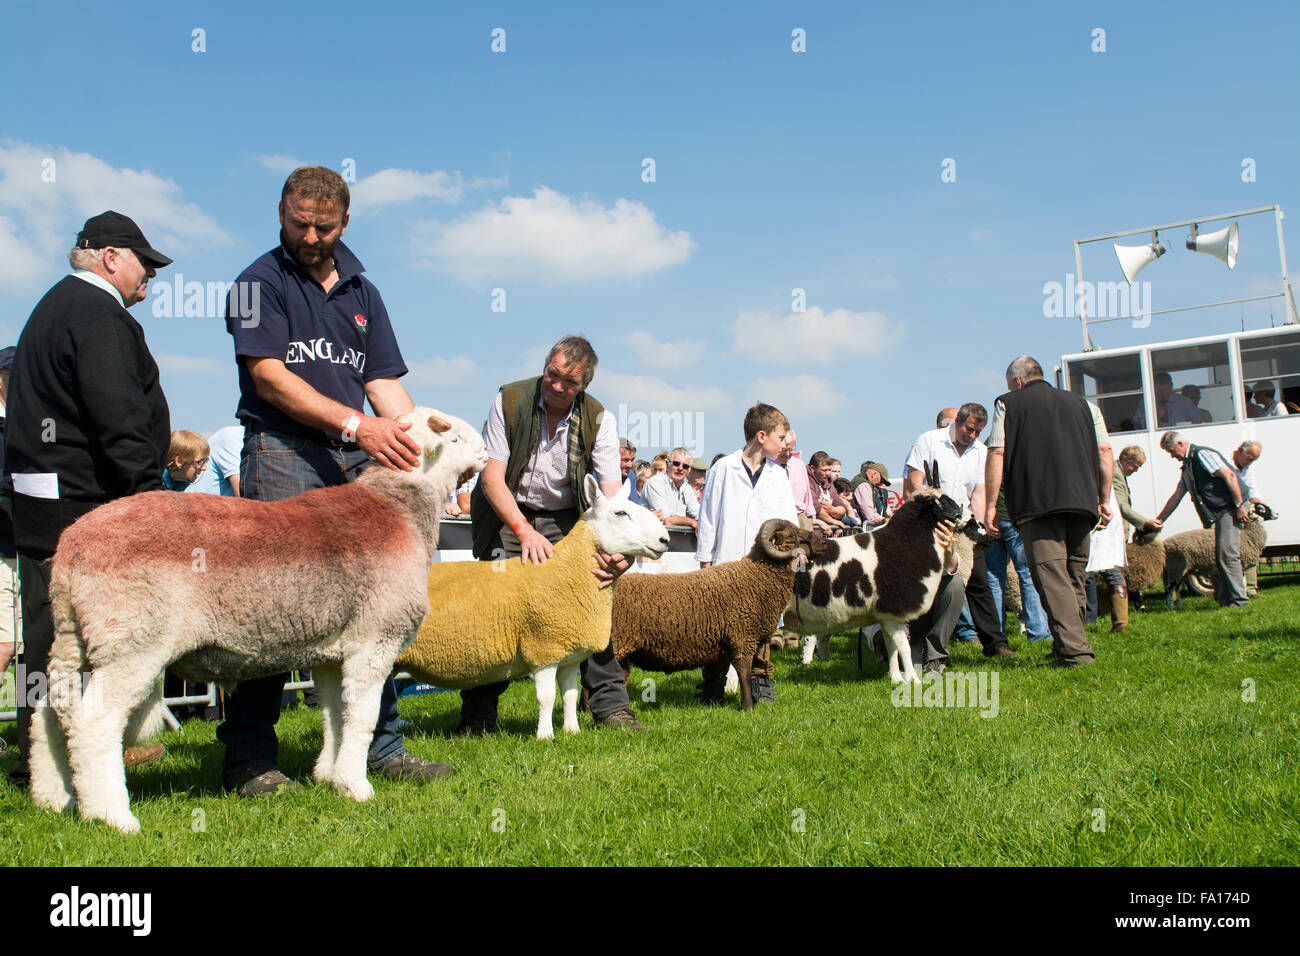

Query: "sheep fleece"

xmin=610 ymin=559 xmax=792 ymax=671
xmin=398 ymin=520 xmax=612 ymax=687
xmin=54 ymin=482 xmax=429 ymax=682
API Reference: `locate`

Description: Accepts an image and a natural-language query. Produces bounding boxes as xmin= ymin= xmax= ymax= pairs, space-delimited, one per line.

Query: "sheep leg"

xmin=66 ymin=662 xmax=164 ymax=834
xmin=800 ymin=634 xmax=818 ymax=665
xmin=815 ymin=634 xmax=830 ymax=661
xmin=332 ymin=656 xmax=384 ymax=802
xmin=28 ymin=695 xmax=75 ymax=814
xmin=734 ymin=656 xmax=754 ymax=710
xmin=534 ymin=663 xmax=558 ymax=740
xmin=558 ymin=662 xmax=581 ymax=735
xmin=882 ymin=622 xmax=918 ymax=685
xmin=123 ymin=682 xmax=165 ymax=746
xmin=311 ymin=664 xmax=344 ymax=784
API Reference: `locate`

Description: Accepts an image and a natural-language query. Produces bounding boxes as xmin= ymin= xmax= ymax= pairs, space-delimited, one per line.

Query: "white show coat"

xmin=694 ymin=450 xmax=797 ymax=565
xmin=1086 ymin=486 xmax=1126 ymax=572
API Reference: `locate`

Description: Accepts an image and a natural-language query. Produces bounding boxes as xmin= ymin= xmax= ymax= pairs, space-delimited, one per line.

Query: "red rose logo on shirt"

xmin=354 ymin=314 xmax=367 ymax=331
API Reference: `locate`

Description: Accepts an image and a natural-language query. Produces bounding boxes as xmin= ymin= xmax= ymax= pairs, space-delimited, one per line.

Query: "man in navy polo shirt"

xmin=220 ymin=166 xmax=453 ymax=795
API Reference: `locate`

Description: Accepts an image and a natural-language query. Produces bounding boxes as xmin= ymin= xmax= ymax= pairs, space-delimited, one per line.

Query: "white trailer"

xmin=1058 ymin=324 xmax=1299 ymax=552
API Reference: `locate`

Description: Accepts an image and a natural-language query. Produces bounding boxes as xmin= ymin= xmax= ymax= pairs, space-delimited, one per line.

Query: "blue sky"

xmin=2 ymin=0 xmax=1297 ymax=467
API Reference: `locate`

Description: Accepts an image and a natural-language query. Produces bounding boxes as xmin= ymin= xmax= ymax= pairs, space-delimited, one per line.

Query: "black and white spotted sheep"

xmin=782 ymin=488 xmax=966 ymax=684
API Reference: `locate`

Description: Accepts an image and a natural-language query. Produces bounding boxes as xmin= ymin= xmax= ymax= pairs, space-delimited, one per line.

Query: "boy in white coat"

xmin=695 ymin=403 xmax=797 ymax=703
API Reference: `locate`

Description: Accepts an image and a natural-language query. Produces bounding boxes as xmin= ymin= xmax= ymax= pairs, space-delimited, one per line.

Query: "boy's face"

xmin=758 ymin=426 xmax=787 ymax=459
xmin=172 ymin=456 xmax=208 ymax=483
xmin=815 ymin=461 xmax=835 ymax=484
xmin=829 ymin=463 xmax=841 ymax=481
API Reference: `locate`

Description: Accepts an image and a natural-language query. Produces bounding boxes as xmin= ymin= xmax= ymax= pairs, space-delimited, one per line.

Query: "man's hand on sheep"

xmin=983 ymin=504 xmax=1001 ymax=539
xmin=1142 ymin=517 xmax=1163 ymax=532
xmin=592 ymin=551 xmax=633 ymax=589
xmin=519 ymin=525 xmax=556 ymax=564
xmin=934 ymin=519 xmax=959 ymax=574
xmin=356 ymin=416 xmax=422 ymax=471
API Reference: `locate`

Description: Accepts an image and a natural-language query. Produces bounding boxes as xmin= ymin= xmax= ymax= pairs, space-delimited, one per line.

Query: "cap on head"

xmin=76 ymin=211 xmax=173 ymax=268
xmin=866 ymin=461 xmax=889 ymax=482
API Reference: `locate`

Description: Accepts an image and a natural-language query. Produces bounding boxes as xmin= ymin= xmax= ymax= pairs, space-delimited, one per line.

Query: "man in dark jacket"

xmin=982 ymin=356 xmax=1112 ymax=667
xmin=5 ymin=211 xmax=173 ymax=786
xmin=1153 ymin=431 xmax=1251 ymax=607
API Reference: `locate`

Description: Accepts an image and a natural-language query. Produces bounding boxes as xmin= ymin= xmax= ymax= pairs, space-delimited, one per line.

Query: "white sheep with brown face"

xmin=29 ymin=408 xmax=487 ymax=834
xmin=397 ymin=474 xmax=671 ymax=739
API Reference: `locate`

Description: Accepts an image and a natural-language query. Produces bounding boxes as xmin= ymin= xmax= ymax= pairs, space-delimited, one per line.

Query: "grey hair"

xmin=619 ymin=437 xmax=636 ymax=454
xmin=1159 ymin=431 xmax=1182 ymax=451
xmin=669 ymin=446 xmax=691 ymax=461
xmin=68 ymin=246 xmax=105 ymax=271
xmin=955 ymin=402 xmax=988 ymax=427
xmin=1239 ymin=440 xmax=1262 ymax=457
xmin=1005 ymin=355 xmax=1044 ymax=387
xmin=546 ymin=335 xmax=598 ymax=387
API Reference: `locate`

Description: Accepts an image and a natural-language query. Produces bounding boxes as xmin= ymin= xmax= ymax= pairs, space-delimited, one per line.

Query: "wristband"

xmin=341 ymin=414 xmax=361 ymax=443
xmin=510 ymin=519 xmax=529 ymax=536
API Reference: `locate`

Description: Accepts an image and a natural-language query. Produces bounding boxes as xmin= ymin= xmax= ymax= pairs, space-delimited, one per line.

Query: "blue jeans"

xmin=216 ymin=428 xmax=407 ymax=776
xmin=954 ymin=600 xmax=978 ymax=641
xmin=986 ymin=519 xmax=1051 ymax=642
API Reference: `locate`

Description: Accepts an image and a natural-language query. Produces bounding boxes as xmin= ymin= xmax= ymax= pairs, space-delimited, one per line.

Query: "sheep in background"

xmin=782 ymin=488 xmax=967 ymax=685
xmin=30 ymin=409 xmax=486 ymax=834
xmin=397 ymin=475 xmax=669 ymax=739
xmin=1163 ymin=519 xmax=1267 ymax=608
xmin=611 ymin=519 xmax=812 ymax=709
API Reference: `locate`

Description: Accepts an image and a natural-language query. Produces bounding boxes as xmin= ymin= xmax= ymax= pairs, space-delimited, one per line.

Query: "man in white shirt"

xmin=1250 ymin=382 xmax=1289 ymax=418
xmin=903 ymin=402 xmax=1010 ymax=672
xmin=641 ymin=446 xmax=699 ymax=530
xmin=1232 ymin=440 xmax=1264 ymax=597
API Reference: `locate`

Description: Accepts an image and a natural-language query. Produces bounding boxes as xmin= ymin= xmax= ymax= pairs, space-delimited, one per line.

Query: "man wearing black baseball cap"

xmin=4 ymin=211 xmax=173 ymax=788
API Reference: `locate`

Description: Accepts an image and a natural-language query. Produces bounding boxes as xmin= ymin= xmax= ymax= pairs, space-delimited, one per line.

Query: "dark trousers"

xmin=459 ymin=507 xmax=632 ymax=721
xmin=217 ymin=428 xmax=406 ymax=776
xmin=13 ymin=550 xmax=54 ymax=767
xmin=909 ymin=571 xmax=966 ymax=666
xmin=965 ymin=547 xmax=1009 ymax=652
xmin=1020 ymin=513 xmax=1095 ymax=664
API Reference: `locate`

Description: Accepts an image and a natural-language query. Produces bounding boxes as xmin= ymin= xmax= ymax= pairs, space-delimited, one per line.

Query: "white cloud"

xmin=0 ymin=142 xmax=233 ymax=291
xmin=417 ymin=187 xmax=694 ymax=283
xmin=403 ymin=355 xmax=479 ymax=388
xmin=256 ymin=154 xmax=305 ymax=174
xmin=155 ymin=353 xmax=228 ymax=375
xmin=750 ymin=374 xmax=849 ymax=422
xmin=597 ymin=371 xmax=730 ymax=415
xmin=731 ymin=304 xmax=902 ymax=363
xmin=616 ymin=330 xmax=707 ymax=368
xmin=352 ymin=168 xmax=466 ymax=211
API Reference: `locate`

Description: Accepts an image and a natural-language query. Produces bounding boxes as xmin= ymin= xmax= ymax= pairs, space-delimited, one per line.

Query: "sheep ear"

xmin=584 ymin=472 xmax=602 ymax=504
xmin=930 ymin=462 xmax=941 ymax=489
xmin=427 ymin=414 xmax=452 ymax=434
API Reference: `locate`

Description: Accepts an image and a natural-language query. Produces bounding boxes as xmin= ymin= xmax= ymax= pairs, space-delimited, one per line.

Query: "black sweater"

xmin=5 ymin=276 xmax=170 ymax=554
xmin=998 ymin=379 xmax=1100 ymax=525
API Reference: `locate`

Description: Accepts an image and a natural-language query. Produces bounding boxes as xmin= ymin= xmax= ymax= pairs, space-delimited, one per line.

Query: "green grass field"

xmin=3 ymin=580 xmax=1298 ymax=866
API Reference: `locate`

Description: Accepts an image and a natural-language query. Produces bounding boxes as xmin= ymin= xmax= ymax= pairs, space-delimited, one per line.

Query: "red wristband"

xmin=510 ymin=519 xmax=529 ymax=536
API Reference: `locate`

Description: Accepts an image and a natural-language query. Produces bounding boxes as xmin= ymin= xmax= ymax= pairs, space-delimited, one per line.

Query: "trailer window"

xmin=1066 ymin=353 xmax=1143 ymax=433
xmin=1239 ymin=331 xmax=1300 ymax=417
xmin=1147 ymin=342 xmax=1231 ymax=428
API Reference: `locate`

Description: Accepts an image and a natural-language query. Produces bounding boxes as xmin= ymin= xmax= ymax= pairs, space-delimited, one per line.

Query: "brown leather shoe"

xmin=984 ymin=644 xmax=1016 ymax=658
xmin=123 ymin=744 xmax=166 ymax=771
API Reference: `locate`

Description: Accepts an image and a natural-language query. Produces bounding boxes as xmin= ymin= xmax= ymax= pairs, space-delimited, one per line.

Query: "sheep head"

xmin=908 ymin=486 xmax=967 ymax=528
xmin=396 ymin=407 xmax=488 ymax=486
xmin=752 ymin=518 xmax=813 ymax=569
xmin=581 ymin=473 xmax=672 ymax=560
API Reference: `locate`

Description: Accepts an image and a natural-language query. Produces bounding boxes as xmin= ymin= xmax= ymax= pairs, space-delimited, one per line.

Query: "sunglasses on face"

xmin=670 ymin=461 xmax=691 ymax=469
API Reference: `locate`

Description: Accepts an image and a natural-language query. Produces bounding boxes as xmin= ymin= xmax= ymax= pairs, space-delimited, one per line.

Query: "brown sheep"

xmin=611 ymin=519 xmax=811 ymax=710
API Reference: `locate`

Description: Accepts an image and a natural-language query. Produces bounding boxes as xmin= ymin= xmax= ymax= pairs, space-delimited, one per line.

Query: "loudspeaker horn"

xmin=1186 ymin=221 xmax=1238 ymax=269
xmin=1114 ymin=240 xmax=1166 ymax=285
